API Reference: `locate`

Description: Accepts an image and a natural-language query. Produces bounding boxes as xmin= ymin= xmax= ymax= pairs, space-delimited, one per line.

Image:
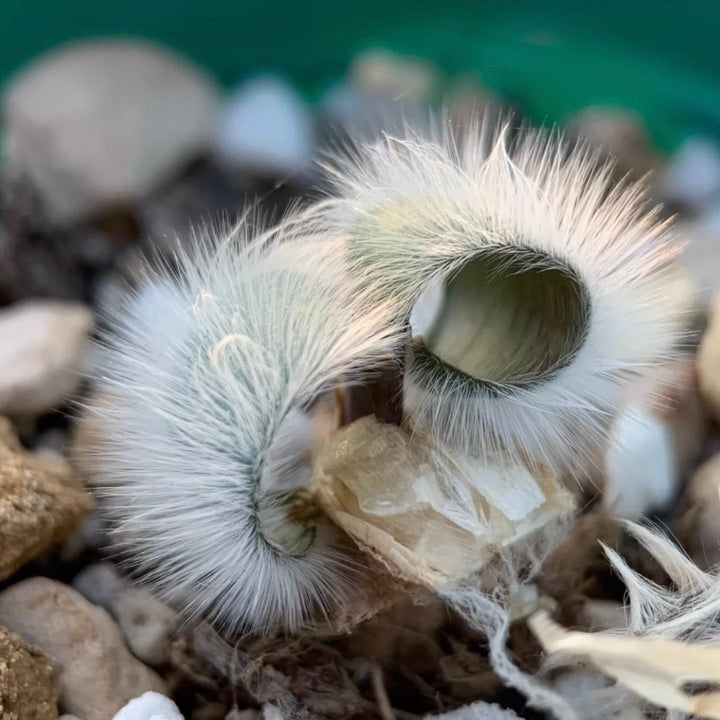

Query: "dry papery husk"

xmin=313 ymin=415 xmax=575 ymax=607
xmin=530 ymin=611 xmax=720 ymax=719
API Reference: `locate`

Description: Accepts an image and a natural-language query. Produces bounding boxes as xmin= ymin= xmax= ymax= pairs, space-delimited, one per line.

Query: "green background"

xmin=2 ymin=0 xmax=719 ymax=151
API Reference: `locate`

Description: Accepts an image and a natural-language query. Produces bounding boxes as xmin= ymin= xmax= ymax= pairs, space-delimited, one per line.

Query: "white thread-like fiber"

xmin=91 ymin=218 xmax=402 ymax=633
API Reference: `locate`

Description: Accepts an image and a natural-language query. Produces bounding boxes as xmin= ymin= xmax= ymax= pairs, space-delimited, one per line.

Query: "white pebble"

xmin=603 ymin=406 xmax=675 ymax=520
xmin=112 ymin=691 xmax=182 ymax=720
xmin=214 ymin=76 xmax=313 ymax=176
xmin=0 ymin=300 xmax=93 ymax=416
xmin=660 ymin=136 xmax=720 ymax=211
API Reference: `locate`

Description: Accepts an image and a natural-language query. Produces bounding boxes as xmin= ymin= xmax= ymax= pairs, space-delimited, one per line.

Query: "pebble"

xmin=567 ymin=106 xmax=660 ymax=180
xmin=659 ymin=136 xmax=720 ymax=212
xmin=603 ymin=359 xmax=706 ymax=521
xmin=0 ymin=625 xmax=58 ymax=720
xmin=0 ymin=418 xmax=92 ymax=580
xmin=603 ymin=405 xmax=676 ymax=520
xmin=674 ymin=215 xmax=720 ymax=312
xmin=698 ymin=295 xmax=720 ymax=421
xmin=0 ymin=300 xmax=93 ymax=416
xmin=350 ymin=48 xmax=440 ymax=100
xmin=60 ymin=511 xmax=110 ymax=562
xmin=3 ymin=38 xmax=221 ymax=225
xmin=72 ymin=562 xmax=133 ymax=612
xmin=677 ymin=453 xmax=720 ymax=568
xmin=113 ymin=589 xmax=178 ymax=666
xmin=213 ymin=76 xmax=314 ymax=177
xmin=0 ymin=578 xmax=166 ymax=720
xmin=112 ymin=692 xmax=182 ymax=720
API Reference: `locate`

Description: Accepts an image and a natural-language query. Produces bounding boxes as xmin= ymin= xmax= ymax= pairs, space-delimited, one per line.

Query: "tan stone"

xmin=698 ymin=296 xmax=720 ymax=422
xmin=3 ymin=39 xmax=221 ymax=225
xmin=676 ymin=453 xmax=720 ymax=568
xmin=0 ymin=578 xmax=166 ymax=720
xmin=0 ymin=419 xmax=92 ymax=580
xmin=0 ymin=625 xmax=58 ymax=719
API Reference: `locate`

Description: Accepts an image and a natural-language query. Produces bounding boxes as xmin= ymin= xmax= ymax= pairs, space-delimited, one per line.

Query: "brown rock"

xmin=0 ymin=419 xmax=92 ymax=580
xmin=0 ymin=578 xmax=166 ymax=720
xmin=698 ymin=296 xmax=720 ymax=422
xmin=0 ymin=625 xmax=58 ymax=719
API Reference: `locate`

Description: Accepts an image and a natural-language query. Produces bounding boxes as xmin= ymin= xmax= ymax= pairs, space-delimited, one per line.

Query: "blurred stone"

xmin=674 ymin=213 xmax=720 ymax=312
xmin=0 ymin=300 xmax=93 ymax=416
xmin=0 ymin=578 xmax=166 ymax=720
xmin=60 ymin=511 xmax=110 ymax=562
xmin=72 ymin=562 xmax=133 ymax=612
xmin=0 ymin=418 xmax=92 ymax=580
xmin=213 ymin=76 xmax=314 ymax=177
xmin=567 ymin=107 xmax=661 ymax=180
xmin=112 ymin=691 xmax=182 ymax=720
xmin=659 ymin=136 xmax=720 ymax=212
xmin=350 ymin=49 xmax=440 ymax=100
xmin=698 ymin=296 xmax=720 ymax=421
xmin=448 ymin=77 xmax=510 ymax=138
xmin=0 ymin=625 xmax=58 ymax=719
xmin=113 ymin=589 xmax=178 ymax=667
xmin=3 ymin=38 xmax=221 ymax=225
xmin=604 ymin=406 xmax=674 ymax=521
xmin=676 ymin=453 xmax=720 ymax=568
xmin=603 ymin=359 xmax=707 ymax=520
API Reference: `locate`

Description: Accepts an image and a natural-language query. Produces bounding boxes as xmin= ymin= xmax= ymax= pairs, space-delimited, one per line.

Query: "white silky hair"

xmin=581 ymin=522 xmax=720 ymax=720
xmin=605 ymin=522 xmax=720 ymax=646
xmin=91 ymin=217 xmax=402 ymax=633
xmin=313 ymin=120 xmax=688 ymax=472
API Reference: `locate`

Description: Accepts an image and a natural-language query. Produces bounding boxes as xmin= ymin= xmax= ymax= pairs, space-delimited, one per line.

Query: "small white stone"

xmin=113 ymin=589 xmax=178 ymax=666
xmin=0 ymin=300 xmax=93 ymax=416
xmin=603 ymin=406 xmax=676 ymax=520
xmin=112 ymin=692 xmax=183 ymax=720
xmin=214 ymin=76 xmax=314 ymax=177
xmin=659 ymin=136 xmax=720 ymax=211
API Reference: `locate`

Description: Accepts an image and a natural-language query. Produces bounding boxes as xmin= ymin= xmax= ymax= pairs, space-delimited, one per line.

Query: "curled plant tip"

xmin=529 ymin=522 xmax=720 ymax=719
xmin=90 ymin=217 xmax=403 ymax=633
xmin=317 ymin=119 xmax=687 ymax=471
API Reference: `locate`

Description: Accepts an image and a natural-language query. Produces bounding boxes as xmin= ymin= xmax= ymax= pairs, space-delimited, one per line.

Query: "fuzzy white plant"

xmin=313 ymin=120 xmax=687 ymax=471
xmin=91 ymin=118 xmax=688 ymax=646
xmin=91 ymin=217 xmax=402 ymax=633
